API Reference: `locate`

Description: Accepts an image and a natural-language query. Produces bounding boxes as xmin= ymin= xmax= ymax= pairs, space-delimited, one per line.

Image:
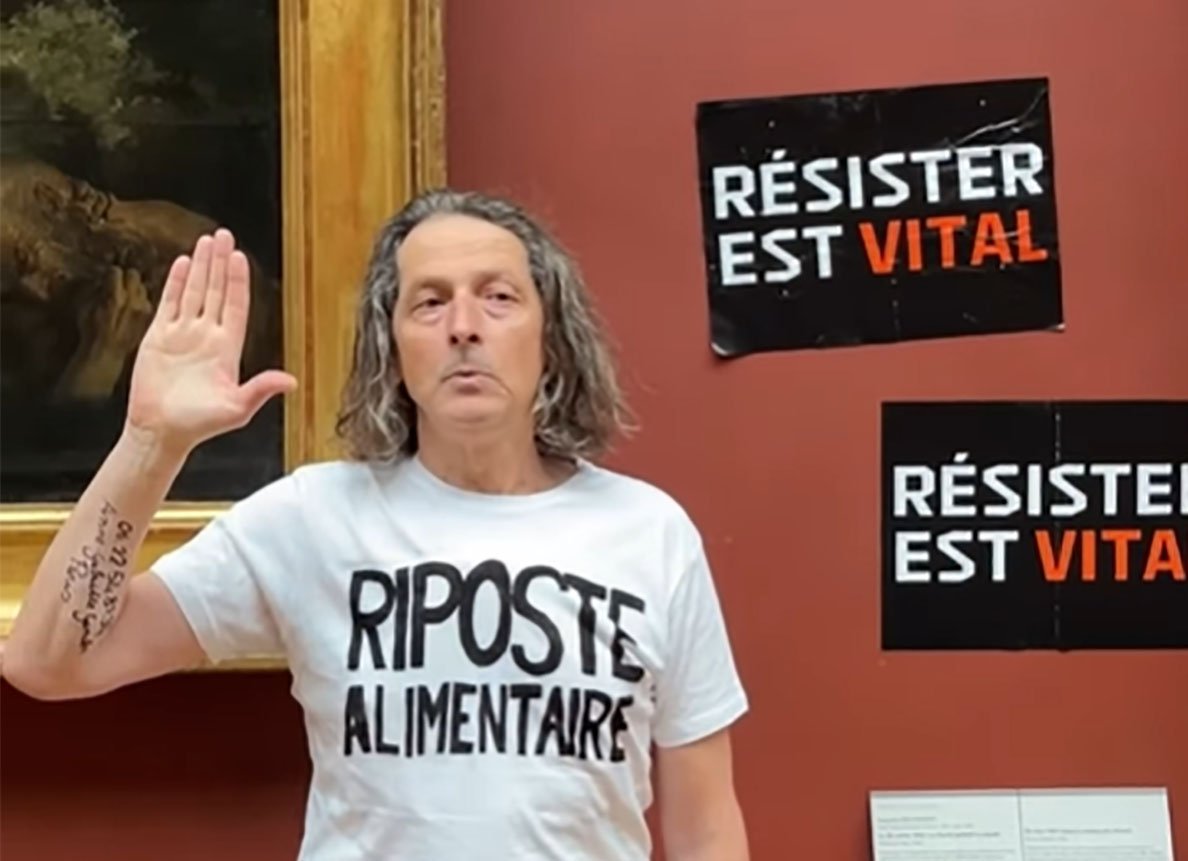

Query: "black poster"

xmin=881 ymin=401 xmax=1187 ymax=650
xmin=695 ymin=78 xmax=1063 ymax=357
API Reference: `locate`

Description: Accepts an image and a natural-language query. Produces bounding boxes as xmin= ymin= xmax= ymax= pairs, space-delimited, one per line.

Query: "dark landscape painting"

xmin=1 ymin=0 xmax=284 ymax=502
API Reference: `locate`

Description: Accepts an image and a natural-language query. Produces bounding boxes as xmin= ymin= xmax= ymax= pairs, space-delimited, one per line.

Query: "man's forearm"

xmin=5 ymin=427 xmax=187 ymax=689
xmin=666 ymin=803 xmax=750 ymax=861
xmin=670 ymin=836 xmax=750 ymax=861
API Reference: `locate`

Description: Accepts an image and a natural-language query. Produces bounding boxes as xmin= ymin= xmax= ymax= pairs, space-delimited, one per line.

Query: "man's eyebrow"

xmin=408 ymin=270 xmax=521 ymax=290
xmin=406 ymin=276 xmax=453 ymax=292
xmin=471 ymin=268 xmax=518 ymax=284
xmin=480 ymin=269 xmax=529 ymax=288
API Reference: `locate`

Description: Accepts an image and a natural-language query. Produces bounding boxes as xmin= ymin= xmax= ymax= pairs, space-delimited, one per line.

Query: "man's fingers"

xmin=111 ymin=264 xmax=127 ymax=307
xmin=237 ymin=370 xmax=298 ymax=421
xmin=179 ymin=235 xmax=213 ymax=318
xmin=222 ymin=249 xmax=252 ymax=336
xmin=127 ymin=267 xmax=150 ymax=309
xmin=203 ymin=229 xmax=235 ymax=320
xmin=156 ymin=255 xmax=190 ymax=322
xmin=110 ymin=267 xmax=128 ymax=328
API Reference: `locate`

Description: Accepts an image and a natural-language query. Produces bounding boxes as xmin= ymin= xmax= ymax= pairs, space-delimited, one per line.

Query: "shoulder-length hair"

xmin=334 ymin=189 xmax=632 ymax=464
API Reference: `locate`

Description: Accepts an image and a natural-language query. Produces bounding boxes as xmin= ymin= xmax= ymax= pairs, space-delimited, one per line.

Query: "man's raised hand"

xmin=124 ymin=228 xmax=296 ymax=454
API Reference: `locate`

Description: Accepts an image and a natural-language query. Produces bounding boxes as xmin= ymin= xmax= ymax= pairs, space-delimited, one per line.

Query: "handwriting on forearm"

xmin=61 ymin=501 xmax=133 ymax=652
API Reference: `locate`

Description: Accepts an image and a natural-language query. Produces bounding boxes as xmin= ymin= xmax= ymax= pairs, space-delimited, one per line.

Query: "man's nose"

xmin=446 ymin=293 xmax=481 ymax=344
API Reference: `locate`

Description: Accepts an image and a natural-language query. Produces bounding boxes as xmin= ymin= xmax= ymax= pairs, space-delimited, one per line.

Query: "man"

xmin=0 ymin=156 xmax=285 ymax=504
xmin=0 ymin=156 xmax=281 ymax=400
xmin=5 ymin=190 xmax=750 ymax=859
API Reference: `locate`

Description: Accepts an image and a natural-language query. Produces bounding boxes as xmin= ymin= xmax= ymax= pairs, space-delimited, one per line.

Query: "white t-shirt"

xmin=153 ymin=455 xmax=748 ymax=860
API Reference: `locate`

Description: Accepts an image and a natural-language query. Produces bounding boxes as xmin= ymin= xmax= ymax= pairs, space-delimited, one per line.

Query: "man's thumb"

xmin=239 ymin=370 xmax=298 ymax=418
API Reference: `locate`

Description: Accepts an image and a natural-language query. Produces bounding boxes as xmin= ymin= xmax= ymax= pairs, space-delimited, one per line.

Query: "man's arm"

xmin=2 ymin=427 xmax=204 ymax=699
xmin=3 ymin=229 xmax=295 ymax=700
xmin=657 ymin=728 xmax=749 ymax=861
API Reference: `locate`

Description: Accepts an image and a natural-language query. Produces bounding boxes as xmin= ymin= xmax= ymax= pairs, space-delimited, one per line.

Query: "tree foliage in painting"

xmin=1 ymin=0 xmax=164 ymax=148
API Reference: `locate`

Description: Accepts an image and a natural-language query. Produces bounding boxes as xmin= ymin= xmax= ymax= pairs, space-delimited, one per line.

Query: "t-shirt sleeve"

xmin=150 ymin=475 xmax=297 ymax=665
xmin=652 ymin=534 xmax=749 ymax=748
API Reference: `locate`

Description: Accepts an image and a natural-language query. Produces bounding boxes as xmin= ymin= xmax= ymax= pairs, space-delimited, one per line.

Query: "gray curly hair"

xmin=335 ymin=189 xmax=632 ymax=464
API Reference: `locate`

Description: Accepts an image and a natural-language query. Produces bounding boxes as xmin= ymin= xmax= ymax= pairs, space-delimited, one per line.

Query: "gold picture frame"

xmin=0 ymin=0 xmax=446 ymax=668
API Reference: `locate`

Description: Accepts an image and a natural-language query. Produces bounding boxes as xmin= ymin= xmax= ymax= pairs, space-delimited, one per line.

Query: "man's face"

xmin=0 ymin=160 xmax=112 ymax=302
xmin=392 ymin=214 xmax=545 ymax=439
xmin=0 ymin=159 xmax=179 ymax=305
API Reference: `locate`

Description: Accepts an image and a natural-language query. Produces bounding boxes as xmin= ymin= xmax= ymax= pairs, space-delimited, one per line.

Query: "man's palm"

xmin=125 ymin=229 xmax=295 ymax=452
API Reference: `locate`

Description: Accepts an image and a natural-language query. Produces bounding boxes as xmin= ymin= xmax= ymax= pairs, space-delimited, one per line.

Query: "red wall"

xmin=1 ymin=673 xmax=308 ymax=859
xmin=441 ymin=0 xmax=1187 ymax=858
xmin=3 ymin=2 xmax=1185 ymax=859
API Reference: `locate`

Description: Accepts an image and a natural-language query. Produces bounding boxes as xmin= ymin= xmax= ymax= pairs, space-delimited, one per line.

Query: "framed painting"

xmin=0 ymin=0 xmax=446 ymax=667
